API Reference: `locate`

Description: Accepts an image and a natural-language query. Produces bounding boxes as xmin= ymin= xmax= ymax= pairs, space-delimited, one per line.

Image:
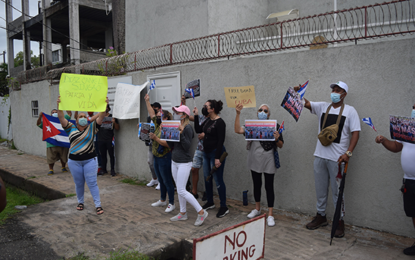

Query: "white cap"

xmin=330 ymin=81 xmax=348 ymax=93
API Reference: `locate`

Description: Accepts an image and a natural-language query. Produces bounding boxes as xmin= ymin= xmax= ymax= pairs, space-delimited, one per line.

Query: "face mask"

xmin=173 ymin=113 xmax=183 ymax=120
xmin=411 ymin=109 xmax=415 ymax=118
xmin=156 ymin=118 xmax=162 ymax=125
xmin=331 ymin=93 xmax=342 ymax=103
xmin=258 ymin=111 xmax=268 ymax=120
xmin=78 ymin=118 xmax=88 ymax=126
xmin=202 ymin=107 xmax=209 ymax=116
xmin=52 ymin=113 xmax=58 ymax=117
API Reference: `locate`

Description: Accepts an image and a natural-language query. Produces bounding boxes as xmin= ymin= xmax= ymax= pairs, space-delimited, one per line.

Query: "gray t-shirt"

xmin=168 ymin=124 xmax=194 ymax=163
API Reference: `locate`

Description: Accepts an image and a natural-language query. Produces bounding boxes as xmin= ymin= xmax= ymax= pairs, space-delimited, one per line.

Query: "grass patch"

xmin=26 ymin=176 xmax=36 ymax=180
xmin=65 ymin=250 xmax=155 ymax=260
xmin=66 ymin=193 xmax=76 ymax=198
xmin=120 ymin=178 xmax=146 ymax=186
xmin=0 ymin=185 xmax=45 ymax=225
xmin=65 ymin=252 xmax=90 ymax=260
xmin=10 ymin=141 xmax=17 ymax=150
xmin=0 ymin=138 xmax=7 ymax=143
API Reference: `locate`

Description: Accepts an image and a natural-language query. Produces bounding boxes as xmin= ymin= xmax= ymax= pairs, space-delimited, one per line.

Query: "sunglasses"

xmin=413 ymin=106 xmax=415 ymax=109
xmin=258 ymin=109 xmax=268 ymax=113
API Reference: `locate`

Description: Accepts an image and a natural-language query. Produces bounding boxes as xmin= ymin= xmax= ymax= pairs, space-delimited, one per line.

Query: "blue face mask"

xmin=78 ymin=118 xmax=88 ymax=126
xmin=411 ymin=109 xmax=415 ymax=118
xmin=258 ymin=111 xmax=268 ymax=120
xmin=52 ymin=113 xmax=58 ymax=117
xmin=331 ymin=93 xmax=342 ymax=103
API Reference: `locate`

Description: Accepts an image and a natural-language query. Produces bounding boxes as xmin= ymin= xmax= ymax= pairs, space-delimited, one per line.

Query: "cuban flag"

xmin=278 ymin=121 xmax=285 ymax=134
xmin=362 ymin=117 xmax=377 ymax=132
xmin=185 ymin=88 xmax=195 ymax=99
xmin=297 ymin=80 xmax=309 ymax=99
xmin=148 ymin=80 xmax=156 ymax=93
xmin=42 ymin=113 xmax=75 ymax=148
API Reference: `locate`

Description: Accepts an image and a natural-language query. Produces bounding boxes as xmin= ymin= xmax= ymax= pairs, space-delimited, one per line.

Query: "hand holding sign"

xmin=224 ymin=86 xmax=256 ymax=108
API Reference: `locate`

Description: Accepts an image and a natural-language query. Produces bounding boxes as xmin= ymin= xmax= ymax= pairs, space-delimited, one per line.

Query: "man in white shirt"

xmin=300 ymin=81 xmax=361 ymax=238
xmin=375 ymin=103 xmax=415 ymax=256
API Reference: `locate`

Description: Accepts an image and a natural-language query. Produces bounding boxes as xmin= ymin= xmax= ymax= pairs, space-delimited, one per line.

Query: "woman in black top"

xmin=193 ymin=100 xmax=228 ymax=218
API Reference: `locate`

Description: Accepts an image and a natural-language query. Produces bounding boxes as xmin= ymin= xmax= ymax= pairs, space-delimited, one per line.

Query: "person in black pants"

xmin=97 ymin=105 xmax=120 ymax=176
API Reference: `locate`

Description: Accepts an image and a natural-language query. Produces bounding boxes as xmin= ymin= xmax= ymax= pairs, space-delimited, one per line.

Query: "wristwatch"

xmin=345 ymin=151 xmax=352 ymax=157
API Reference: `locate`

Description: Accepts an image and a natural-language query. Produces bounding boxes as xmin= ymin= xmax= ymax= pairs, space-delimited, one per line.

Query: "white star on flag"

xmin=46 ymin=126 xmax=51 ymax=132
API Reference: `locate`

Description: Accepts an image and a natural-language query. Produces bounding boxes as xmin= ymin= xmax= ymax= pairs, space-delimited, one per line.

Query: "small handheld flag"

xmin=362 ymin=117 xmax=377 ymax=132
xmin=148 ymin=80 xmax=156 ymax=94
xmin=278 ymin=121 xmax=285 ymax=134
xmin=185 ymin=88 xmax=195 ymax=99
xmin=297 ymin=80 xmax=309 ymax=99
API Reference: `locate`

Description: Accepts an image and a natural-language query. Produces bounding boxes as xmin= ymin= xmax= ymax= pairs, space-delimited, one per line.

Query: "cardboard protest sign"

xmin=389 ymin=115 xmax=415 ymax=144
xmin=281 ymin=87 xmax=304 ymax=122
xmin=139 ymin=123 xmax=155 ymax=142
xmin=224 ymin=85 xmax=256 ymax=108
xmin=101 ymin=117 xmax=113 ymax=129
xmin=58 ymin=73 xmax=108 ymax=112
xmin=184 ymin=79 xmax=201 ymax=99
xmin=245 ymin=120 xmax=277 ymax=141
xmin=112 ymin=81 xmax=149 ymax=119
xmin=160 ymin=121 xmax=181 ymax=142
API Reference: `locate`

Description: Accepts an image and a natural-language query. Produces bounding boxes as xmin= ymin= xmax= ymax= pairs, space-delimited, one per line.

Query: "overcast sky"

xmin=0 ymin=0 xmax=41 ymax=64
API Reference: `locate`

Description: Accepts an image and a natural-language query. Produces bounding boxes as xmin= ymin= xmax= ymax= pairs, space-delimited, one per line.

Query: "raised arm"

xmin=234 ymin=104 xmax=245 ymax=134
xmin=36 ymin=111 xmax=43 ymax=126
xmin=145 ymin=94 xmax=155 ymax=118
xmin=89 ymin=113 xmax=100 ymax=122
xmin=57 ymin=96 xmax=69 ymax=127
xmin=96 ymin=97 xmax=109 ymax=125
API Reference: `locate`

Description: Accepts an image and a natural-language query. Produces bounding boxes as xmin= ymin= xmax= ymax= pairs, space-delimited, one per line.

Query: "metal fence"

xmin=15 ymin=0 xmax=415 ymax=85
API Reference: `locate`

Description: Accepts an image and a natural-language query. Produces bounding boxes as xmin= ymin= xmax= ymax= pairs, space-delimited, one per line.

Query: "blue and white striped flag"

xmin=185 ymin=88 xmax=195 ymax=99
xmin=148 ymin=80 xmax=156 ymax=93
xmin=297 ymin=80 xmax=309 ymax=99
xmin=362 ymin=117 xmax=377 ymax=132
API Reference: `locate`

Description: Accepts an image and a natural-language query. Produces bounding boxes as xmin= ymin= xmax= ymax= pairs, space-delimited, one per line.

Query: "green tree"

xmin=14 ymin=51 xmax=40 ymax=69
xmin=0 ymin=63 xmax=8 ymax=97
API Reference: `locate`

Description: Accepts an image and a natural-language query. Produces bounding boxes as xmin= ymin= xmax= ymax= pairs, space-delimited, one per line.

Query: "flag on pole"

xmin=42 ymin=113 xmax=75 ymax=148
xmin=362 ymin=117 xmax=377 ymax=132
xmin=185 ymin=88 xmax=195 ymax=99
xmin=148 ymin=80 xmax=156 ymax=93
xmin=297 ymin=80 xmax=309 ymax=99
xmin=278 ymin=121 xmax=285 ymax=134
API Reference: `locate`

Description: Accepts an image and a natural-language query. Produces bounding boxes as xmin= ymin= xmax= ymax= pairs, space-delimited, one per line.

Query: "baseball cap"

xmin=330 ymin=81 xmax=348 ymax=93
xmin=151 ymin=102 xmax=161 ymax=109
xmin=173 ymin=105 xmax=191 ymax=116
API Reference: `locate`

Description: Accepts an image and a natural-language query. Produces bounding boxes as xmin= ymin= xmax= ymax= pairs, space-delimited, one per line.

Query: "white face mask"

xmin=173 ymin=113 xmax=183 ymax=120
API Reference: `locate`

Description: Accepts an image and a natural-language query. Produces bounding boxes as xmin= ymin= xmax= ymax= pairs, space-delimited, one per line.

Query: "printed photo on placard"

xmin=281 ymin=87 xmax=303 ymax=122
xmin=389 ymin=115 xmax=415 ymax=144
xmin=184 ymin=79 xmax=201 ymax=99
xmin=139 ymin=122 xmax=155 ymax=142
xmin=160 ymin=121 xmax=181 ymax=142
xmin=101 ymin=117 xmax=113 ymax=129
xmin=245 ymin=120 xmax=277 ymax=141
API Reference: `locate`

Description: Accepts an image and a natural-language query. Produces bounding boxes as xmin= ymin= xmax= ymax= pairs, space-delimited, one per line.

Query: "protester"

xmin=234 ymin=104 xmax=283 ymax=226
xmin=374 ymin=103 xmax=415 ymax=256
xmin=155 ymin=104 xmax=208 ymax=225
xmin=37 ymin=109 xmax=72 ymax=175
xmin=0 ymin=176 xmax=6 ymax=213
xmin=144 ymin=94 xmax=176 ymax=213
xmin=194 ymin=100 xmax=229 ymax=218
xmin=144 ymin=102 xmax=161 ymax=189
xmin=300 ymin=81 xmax=360 ymax=238
xmin=57 ymin=96 xmax=107 ymax=215
xmin=97 ymin=105 xmax=119 ymax=177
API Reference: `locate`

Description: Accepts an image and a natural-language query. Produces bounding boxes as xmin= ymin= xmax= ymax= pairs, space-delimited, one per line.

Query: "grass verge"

xmin=66 ymin=249 xmax=155 ymax=260
xmin=0 ymin=184 xmax=45 ymax=225
xmin=120 ymin=178 xmax=146 ymax=186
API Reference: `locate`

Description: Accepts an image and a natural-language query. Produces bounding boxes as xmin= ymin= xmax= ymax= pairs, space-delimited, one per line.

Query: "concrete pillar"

xmin=105 ymin=27 xmax=113 ymax=50
xmin=42 ymin=0 xmax=52 ymax=66
xmin=68 ymin=0 xmax=80 ymax=65
xmin=5 ymin=0 xmax=14 ymax=75
xmin=22 ymin=0 xmax=31 ymax=70
xmin=61 ymin=43 xmax=68 ymax=63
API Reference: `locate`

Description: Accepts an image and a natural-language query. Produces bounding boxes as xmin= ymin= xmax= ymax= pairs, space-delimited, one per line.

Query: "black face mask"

xmin=202 ymin=107 xmax=209 ymax=116
xmin=156 ymin=118 xmax=162 ymax=125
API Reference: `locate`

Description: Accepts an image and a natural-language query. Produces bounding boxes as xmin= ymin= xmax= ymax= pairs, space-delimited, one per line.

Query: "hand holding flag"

xmin=278 ymin=121 xmax=285 ymax=134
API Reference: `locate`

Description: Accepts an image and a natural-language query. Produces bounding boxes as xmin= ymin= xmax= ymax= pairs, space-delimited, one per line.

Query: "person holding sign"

xmin=56 ymin=96 xmax=108 ymax=215
xmin=300 ymin=81 xmax=360 ymax=238
xmin=374 ymin=103 xmax=415 ymax=256
xmin=194 ymin=100 xmax=229 ymax=218
xmin=144 ymin=94 xmax=176 ymax=213
xmin=234 ymin=104 xmax=284 ymax=227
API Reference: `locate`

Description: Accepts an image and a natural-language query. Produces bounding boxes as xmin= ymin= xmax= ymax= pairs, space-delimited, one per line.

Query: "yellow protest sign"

xmin=224 ymin=85 xmax=256 ymax=108
xmin=58 ymin=73 xmax=108 ymax=112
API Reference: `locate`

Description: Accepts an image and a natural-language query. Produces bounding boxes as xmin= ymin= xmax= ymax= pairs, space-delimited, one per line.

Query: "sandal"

xmin=76 ymin=203 xmax=84 ymax=211
xmin=96 ymin=207 xmax=104 ymax=215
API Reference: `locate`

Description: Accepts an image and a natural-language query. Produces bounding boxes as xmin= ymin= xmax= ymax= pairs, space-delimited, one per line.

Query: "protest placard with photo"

xmin=160 ymin=121 xmax=181 ymax=142
xmin=281 ymin=87 xmax=304 ymax=122
xmin=245 ymin=120 xmax=277 ymax=141
xmin=184 ymin=79 xmax=201 ymax=99
xmin=101 ymin=117 xmax=113 ymax=129
xmin=389 ymin=115 xmax=415 ymax=144
xmin=139 ymin=122 xmax=155 ymax=142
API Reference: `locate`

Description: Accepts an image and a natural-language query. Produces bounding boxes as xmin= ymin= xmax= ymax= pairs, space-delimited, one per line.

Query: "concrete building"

xmin=9 ymin=0 xmax=415 ymax=238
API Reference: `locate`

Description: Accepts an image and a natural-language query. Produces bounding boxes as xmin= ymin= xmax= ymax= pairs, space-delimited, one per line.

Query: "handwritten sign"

xmin=59 ymin=73 xmax=108 ymax=112
xmin=224 ymin=86 xmax=256 ymax=108
xmin=113 ymin=81 xmax=149 ymax=119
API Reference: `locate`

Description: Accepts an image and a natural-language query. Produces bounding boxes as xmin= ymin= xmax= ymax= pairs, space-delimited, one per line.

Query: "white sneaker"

xmin=170 ymin=213 xmax=188 ymax=221
xmin=147 ymin=179 xmax=159 ymax=187
xmin=194 ymin=210 xmax=208 ymax=226
xmin=151 ymin=200 xmax=167 ymax=207
xmin=267 ymin=216 xmax=275 ymax=227
xmin=165 ymin=204 xmax=175 ymax=213
xmin=155 ymin=183 xmax=160 ymax=190
xmin=247 ymin=209 xmax=261 ymax=219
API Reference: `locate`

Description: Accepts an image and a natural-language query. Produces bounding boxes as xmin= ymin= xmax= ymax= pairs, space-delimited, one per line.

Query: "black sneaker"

xmin=404 ymin=242 xmax=415 ymax=255
xmin=191 ymin=192 xmax=199 ymax=199
xmin=202 ymin=192 xmax=207 ymax=201
xmin=216 ymin=206 xmax=229 ymax=218
xmin=111 ymin=169 xmax=116 ymax=176
xmin=202 ymin=202 xmax=215 ymax=210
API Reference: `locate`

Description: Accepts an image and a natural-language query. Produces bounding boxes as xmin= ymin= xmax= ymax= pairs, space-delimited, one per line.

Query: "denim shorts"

xmin=192 ymin=149 xmax=204 ymax=169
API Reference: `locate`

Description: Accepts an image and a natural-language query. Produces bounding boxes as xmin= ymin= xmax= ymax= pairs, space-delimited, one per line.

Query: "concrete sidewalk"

xmin=0 ymin=146 xmax=413 ymax=259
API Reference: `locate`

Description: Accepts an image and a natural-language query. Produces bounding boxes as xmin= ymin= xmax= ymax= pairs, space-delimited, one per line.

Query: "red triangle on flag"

xmin=42 ymin=114 xmax=62 ymax=141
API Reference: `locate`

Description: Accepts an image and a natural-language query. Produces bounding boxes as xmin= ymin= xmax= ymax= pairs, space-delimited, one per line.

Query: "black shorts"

xmin=403 ymin=179 xmax=415 ymax=218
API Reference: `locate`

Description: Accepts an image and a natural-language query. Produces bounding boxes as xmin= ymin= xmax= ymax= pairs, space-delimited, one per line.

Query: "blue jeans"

xmin=95 ymin=140 xmax=101 ymax=167
xmin=203 ymin=147 xmax=227 ymax=207
xmin=153 ymin=152 xmax=175 ymax=205
xmin=68 ymin=157 xmax=101 ymax=208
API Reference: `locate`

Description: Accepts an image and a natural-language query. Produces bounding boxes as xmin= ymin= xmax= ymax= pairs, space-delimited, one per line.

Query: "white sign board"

xmin=193 ymin=214 xmax=266 ymax=260
xmin=113 ymin=82 xmax=148 ymax=119
xmin=107 ymin=76 xmax=132 ymax=111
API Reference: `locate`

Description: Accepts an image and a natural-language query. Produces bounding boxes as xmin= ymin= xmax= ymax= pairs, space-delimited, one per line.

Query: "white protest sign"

xmin=193 ymin=214 xmax=265 ymax=260
xmin=113 ymin=82 xmax=149 ymax=119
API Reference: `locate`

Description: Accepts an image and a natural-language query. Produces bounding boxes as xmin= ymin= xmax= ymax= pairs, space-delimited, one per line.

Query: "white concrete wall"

xmin=11 ymin=37 xmax=415 ymax=238
xmin=0 ymin=98 xmax=10 ymax=140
